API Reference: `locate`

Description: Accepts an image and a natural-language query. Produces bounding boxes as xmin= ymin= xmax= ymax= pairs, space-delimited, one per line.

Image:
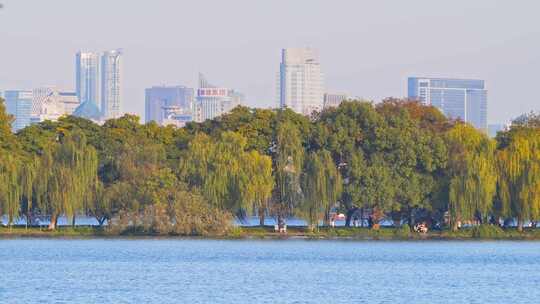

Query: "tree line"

xmin=1 ymin=97 xmax=539 ymax=234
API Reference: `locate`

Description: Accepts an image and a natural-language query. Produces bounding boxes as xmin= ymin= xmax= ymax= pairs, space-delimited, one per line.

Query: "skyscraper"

xmin=408 ymin=77 xmax=488 ymax=131
xmin=279 ymin=48 xmax=324 ymax=115
xmin=195 ymin=73 xmax=243 ymax=122
xmin=145 ymin=85 xmax=194 ymax=124
xmin=75 ymin=51 xmax=100 ymax=107
xmin=101 ymin=49 xmax=122 ymax=120
xmin=4 ymin=90 xmax=33 ymax=131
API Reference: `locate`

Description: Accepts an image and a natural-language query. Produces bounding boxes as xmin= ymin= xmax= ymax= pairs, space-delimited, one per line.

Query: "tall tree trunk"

xmin=517 ymin=217 xmax=524 ymax=232
xmin=277 ymin=213 xmax=284 ymax=230
xmin=451 ymin=218 xmax=459 ymax=232
xmin=323 ymin=206 xmax=330 ymax=227
xmin=407 ymin=207 xmax=413 ymax=229
xmin=48 ymin=214 xmax=58 ymax=230
xmin=345 ymin=207 xmax=358 ymax=227
xmin=259 ymin=207 xmax=265 ymax=227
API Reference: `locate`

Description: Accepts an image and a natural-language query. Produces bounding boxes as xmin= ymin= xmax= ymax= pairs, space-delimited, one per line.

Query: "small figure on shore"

xmin=330 ymin=214 xmax=336 ymax=228
xmin=352 ymin=216 xmax=359 ymax=227
xmin=414 ymin=222 xmax=428 ymax=234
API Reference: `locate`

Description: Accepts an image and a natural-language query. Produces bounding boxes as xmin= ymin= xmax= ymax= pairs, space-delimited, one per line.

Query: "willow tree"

xmin=0 ymin=154 xmax=21 ymax=226
xmin=180 ymin=133 xmax=228 ymax=210
xmin=33 ymin=132 xmax=98 ymax=229
xmin=19 ymin=158 xmax=37 ymax=227
xmin=497 ymin=127 xmax=540 ymax=231
xmin=301 ymin=150 xmax=342 ymax=230
xmin=301 ymin=152 xmax=325 ymax=230
xmin=242 ymin=150 xmax=273 ymax=226
xmin=180 ymin=131 xmax=272 ymax=220
xmin=447 ymin=123 xmax=497 ymax=230
xmin=0 ymin=98 xmax=22 ymax=226
xmin=273 ymin=121 xmax=304 ymax=227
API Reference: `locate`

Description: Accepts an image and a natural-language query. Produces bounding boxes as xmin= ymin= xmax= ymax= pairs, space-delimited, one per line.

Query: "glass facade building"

xmin=101 ymin=49 xmax=122 ymax=120
xmin=76 ymin=52 xmax=101 ymax=108
xmin=4 ymin=90 xmax=33 ymax=131
xmin=408 ymin=77 xmax=488 ymax=131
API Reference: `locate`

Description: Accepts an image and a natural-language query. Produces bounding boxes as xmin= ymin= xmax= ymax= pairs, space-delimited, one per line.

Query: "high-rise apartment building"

xmin=279 ymin=48 xmax=324 ymax=115
xmin=195 ymin=73 xmax=243 ymax=122
xmin=101 ymin=49 xmax=122 ymax=120
xmin=4 ymin=90 xmax=33 ymax=131
xmin=76 ymin=51 xmax=100 ymax=107
xmin=408 ymin=77 xmax=488 ymax=131
xmin=145 ymin=85 xmax=194 ymax=124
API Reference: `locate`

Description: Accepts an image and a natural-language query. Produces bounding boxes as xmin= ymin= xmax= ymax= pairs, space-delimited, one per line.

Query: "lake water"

xmin=1 ymin=240 xmax=539 ymax=303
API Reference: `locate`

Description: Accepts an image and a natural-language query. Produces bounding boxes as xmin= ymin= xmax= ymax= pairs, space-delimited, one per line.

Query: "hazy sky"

xmin=1 ymin=0 xmax=539 ymax=124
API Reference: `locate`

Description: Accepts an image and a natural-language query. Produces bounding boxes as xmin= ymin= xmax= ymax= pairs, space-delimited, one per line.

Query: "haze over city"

xmin=3 ymin=2 xmax=540 ymax=303
xmin=1 ymin=0 xmax=539 ymax=124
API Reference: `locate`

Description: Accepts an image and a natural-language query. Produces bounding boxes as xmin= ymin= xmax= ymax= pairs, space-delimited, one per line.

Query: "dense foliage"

xmin=1 ymin=97 xmax=539 ymax=233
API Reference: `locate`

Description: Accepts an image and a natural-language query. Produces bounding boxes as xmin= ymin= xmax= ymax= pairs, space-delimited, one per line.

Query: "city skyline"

xmin=1 ymin=0 xmax=539 ymax=124
xmin=0 ymin=48 xmax=516 ymax=130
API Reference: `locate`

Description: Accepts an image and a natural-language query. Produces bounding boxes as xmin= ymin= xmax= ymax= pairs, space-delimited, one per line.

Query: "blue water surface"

xmin=1 ymin=239 xmax=539 ymax=303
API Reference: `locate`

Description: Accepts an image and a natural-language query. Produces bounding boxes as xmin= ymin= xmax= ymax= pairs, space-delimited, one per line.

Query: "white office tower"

xmin=195 ymin=73 xmax=243 ymax=122
xmin=4 ymin=90 xmax=33 ymax=131
xmin=279 ymin=48 xmax=324 ymax=115
xmin=101 ymin=49 xmax=122 ymax=119
xmin=76 ymin=51 xmax=100 ymax=107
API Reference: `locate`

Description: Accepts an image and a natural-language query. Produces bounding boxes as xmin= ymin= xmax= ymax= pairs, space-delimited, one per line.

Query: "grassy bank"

xmin=2 ymin=225 xmax=540 ymax=240
xmin=233 ymin=226 xmax=540 ymax=240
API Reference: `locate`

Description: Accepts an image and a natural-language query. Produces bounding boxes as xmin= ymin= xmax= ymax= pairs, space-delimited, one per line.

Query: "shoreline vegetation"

xmin=2 ymin=98 xmax=540 ymax=239
xmin=2 ymin=225 xmax=540 ymax=240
